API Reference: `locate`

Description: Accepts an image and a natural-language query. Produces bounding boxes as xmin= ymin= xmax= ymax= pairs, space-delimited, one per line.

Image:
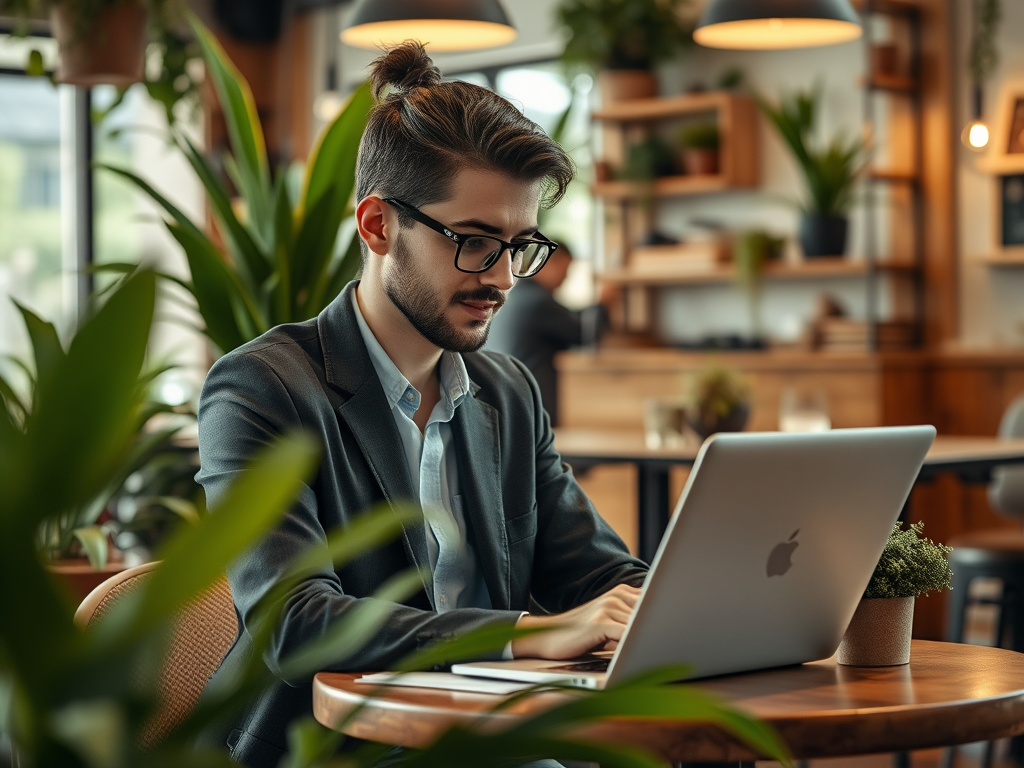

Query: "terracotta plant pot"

xmin=680 ymin=147 xmax=719 ymax=176
xmin=837 ymin=596 xmax=914 ymax=666
xmin=685 ymin=402 xmax=750 ymax=440
xmin=48 ymin=558 xmax=128 ymax=603
xmin=598 ymin=70 xmax=657 ymax=104
xmin=50 ymin=1 xmax=148 ymax=87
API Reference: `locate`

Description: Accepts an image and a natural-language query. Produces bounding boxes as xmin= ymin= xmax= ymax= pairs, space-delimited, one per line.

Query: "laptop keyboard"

xmin=547 ymin=659 xmax=610 ymax=673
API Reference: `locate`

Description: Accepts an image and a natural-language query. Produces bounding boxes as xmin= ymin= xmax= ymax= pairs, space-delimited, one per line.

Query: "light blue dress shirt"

xmin=352 ymin=296 xmax=493 ymax=613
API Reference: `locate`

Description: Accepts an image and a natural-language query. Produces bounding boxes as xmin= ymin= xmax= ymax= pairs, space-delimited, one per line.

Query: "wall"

xmin=956 ymin=0 xmax=1024 ymax=348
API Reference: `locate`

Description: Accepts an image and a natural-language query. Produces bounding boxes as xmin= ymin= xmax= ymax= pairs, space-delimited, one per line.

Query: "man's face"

xmin=381 ymin=167 xmax=542 ymax=353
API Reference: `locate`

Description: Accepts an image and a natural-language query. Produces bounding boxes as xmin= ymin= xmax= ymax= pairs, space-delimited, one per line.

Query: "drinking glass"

xmin=778 ymin=387 xmax=831 ymax=432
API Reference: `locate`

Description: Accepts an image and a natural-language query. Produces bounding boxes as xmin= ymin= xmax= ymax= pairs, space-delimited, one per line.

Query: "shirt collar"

xmin=352 ymin=291 xmax=470 ymax=416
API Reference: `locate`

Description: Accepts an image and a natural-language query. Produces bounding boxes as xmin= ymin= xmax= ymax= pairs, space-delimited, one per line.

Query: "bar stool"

xmin=944 ymin=395 xmax=1024 ymax=768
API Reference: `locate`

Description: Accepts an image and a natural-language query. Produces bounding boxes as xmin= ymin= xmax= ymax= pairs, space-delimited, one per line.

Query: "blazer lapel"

xmin=451 ymin=389 xmax=510 ymax=610
xmin=318 ymin=283 xmax=434 ymax=608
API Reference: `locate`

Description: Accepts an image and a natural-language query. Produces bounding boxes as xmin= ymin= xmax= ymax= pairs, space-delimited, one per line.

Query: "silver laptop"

xmin=452 ymin=425 xmax=936 ymax=689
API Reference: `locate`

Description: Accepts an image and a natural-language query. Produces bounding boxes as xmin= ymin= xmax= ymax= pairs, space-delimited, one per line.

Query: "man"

xmin=196 ymin=42 xmax=647 ymax=768
xmin=487 ymin=245 xmax=610 ymax=426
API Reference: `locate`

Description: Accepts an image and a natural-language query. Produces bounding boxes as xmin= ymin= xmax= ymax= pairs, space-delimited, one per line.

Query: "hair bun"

xmin=369 ymin=41 xmax=442 ymax=101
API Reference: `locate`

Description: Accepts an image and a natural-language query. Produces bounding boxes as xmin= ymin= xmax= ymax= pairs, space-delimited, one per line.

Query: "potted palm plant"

xmin=758 ymin=85 xmax=866 ymax=258
xmin=99 ymin=12 xmax=372 ymax=356
xmin=837 ymin=521 xmax=953 ymax=666
xmin=554 ymin=0 xmax=693 ymax=103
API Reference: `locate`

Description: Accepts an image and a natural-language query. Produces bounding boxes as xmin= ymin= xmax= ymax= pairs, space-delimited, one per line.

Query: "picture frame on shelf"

xmin=979 ymin=80 xmax=1024 ymax=265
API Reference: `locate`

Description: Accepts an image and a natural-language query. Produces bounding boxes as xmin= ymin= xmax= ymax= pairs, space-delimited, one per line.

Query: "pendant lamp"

xmin=694 ymin=0 xmax=861 ymax=50
xmin=341 ymin=0 xmax=517 ymax=52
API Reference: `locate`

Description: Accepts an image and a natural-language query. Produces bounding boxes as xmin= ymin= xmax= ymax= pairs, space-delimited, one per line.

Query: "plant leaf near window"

xmin=98 ymin=12 xmax=373 ymax=356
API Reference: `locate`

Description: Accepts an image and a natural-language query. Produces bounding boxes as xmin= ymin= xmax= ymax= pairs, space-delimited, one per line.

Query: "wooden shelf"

xmin=600 ymin=258 xmax=917 ymax=286
xmin=592 ymin=92 xmax=741 ymax=123
xmin=865 ymin=74 xmax=918 ymax=93
xmin=982 ymin=254 xmax=1024 ymax=267
xmin=850 ymin=0 xmax=919 ymax=16
xmin=870 ymin=168 xmax=919 ymax=184
xmin=592 ymin=174 xmax=739 ymax=200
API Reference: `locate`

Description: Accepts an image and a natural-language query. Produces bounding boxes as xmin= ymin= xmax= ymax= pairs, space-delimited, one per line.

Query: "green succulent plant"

xmin=676 ymin=122 xmax=720 ymax=150
xmin=99 ymin=12 xmax=373 ymax=356
xmin=864 ymin=521 xmax=953 ymax=599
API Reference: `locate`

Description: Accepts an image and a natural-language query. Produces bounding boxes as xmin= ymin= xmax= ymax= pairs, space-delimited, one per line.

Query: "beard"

xmin=382 ymin=234 xmax=506 ymax=353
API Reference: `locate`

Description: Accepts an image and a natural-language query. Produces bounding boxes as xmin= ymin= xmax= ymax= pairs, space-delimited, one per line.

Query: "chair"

xmin=944 ymin=395 xmax=1024 ymax=768
xmin=75 ymin=562 xmax=238 ymax=748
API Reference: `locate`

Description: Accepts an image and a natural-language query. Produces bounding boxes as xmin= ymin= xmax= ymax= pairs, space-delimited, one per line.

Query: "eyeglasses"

xmin=382 ymin=197 xmax=558 ymax=278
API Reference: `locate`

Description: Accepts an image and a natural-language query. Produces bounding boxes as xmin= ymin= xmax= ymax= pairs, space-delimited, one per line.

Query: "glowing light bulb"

xmin=961 ymin=119 xmax=990 ymax=150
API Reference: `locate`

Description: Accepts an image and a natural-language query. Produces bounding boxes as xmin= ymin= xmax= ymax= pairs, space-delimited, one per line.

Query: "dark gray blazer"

xmin=196 ymin=282 xmax=647 ymax=767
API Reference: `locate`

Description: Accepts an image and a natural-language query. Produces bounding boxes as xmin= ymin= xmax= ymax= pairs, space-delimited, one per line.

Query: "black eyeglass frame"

xmin=382 ymin=197 xmax=558 ymax=278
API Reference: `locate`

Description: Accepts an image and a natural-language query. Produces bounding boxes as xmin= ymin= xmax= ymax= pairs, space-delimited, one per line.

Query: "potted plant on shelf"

xmin=837 ymin=521 xmax=953 ymax=666
xmin=99 ymin=12 xmax=372 ymax=356
xmin=554 ymin=0 xmax=693 ymax=103
xmin=757 ymin=85 xmax=866 ymax=259
xmin=676 ymin=121 xmax=720 ymax=176
xmin=685 ymin=365 xmax=751 ymax=440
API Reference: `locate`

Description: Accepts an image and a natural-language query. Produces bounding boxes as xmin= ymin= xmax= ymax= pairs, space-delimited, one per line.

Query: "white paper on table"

xmin=355 ymin=672 xmax=531 ymax=695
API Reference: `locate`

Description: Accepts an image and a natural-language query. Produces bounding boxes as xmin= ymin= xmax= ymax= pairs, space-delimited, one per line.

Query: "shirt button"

xmin=405 ymin=391 xmax=415 ymax=401
xmin=438 ymin=594 xmax=447 ymax=605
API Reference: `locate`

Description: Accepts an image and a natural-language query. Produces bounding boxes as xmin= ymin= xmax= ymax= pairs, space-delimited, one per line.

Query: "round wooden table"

xmin=313 ymin=641 xmax=1024 ymax=762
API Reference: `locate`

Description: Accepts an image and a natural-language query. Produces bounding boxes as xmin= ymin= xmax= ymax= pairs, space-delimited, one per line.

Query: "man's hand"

xmin=511 ymin=584 xmax=642 ymax=660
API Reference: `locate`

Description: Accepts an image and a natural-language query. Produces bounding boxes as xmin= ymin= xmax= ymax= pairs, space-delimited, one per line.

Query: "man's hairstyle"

xmin=355 ymin=41 xmax=575 ymax=218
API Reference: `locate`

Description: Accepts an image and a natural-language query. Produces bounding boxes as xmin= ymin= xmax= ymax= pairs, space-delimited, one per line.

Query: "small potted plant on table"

xmin=684 ymin=365 xmax=751 ymax=440
xmin=837 ymin=521 xmax=953 ymax=666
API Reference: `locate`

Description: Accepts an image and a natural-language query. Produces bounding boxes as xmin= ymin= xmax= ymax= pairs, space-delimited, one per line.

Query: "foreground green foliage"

xmin=864 ymin=521 xmax=954 ymax=599
xmin=0 ymin=271 xmax=792 ymax=768
xmin=757 ymin=85 xmax=866 ymax=216
xmin=101 ymin=12 xmax=373 ymax=355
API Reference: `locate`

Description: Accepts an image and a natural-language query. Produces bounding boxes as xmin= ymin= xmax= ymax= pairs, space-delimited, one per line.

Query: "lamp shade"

xmin=694 ymin=0 xmax=861 ymax=50
xmin=341 ymin=0 xmax=517 ymax=52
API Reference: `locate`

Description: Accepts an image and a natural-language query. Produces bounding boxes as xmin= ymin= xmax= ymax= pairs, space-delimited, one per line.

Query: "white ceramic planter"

xmin=837 ymin=596 xmax=915 ymax=666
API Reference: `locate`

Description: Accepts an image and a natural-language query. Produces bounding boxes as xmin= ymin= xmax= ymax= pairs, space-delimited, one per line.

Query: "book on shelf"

xmin=816 ymin=319 xmax=915 ymax=351
xmin=628 ymin=242 xmax=728 ymax=276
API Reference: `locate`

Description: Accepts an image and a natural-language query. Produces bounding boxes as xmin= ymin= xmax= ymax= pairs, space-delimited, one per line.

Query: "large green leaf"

xmin=128 ymin=432 xmax=319 ymax=633
xmin=290 ymin=184 xmax=342 ymax=312
xmin=178 ymin=134 xmax=271 ymax=291
xmin=166 ymin=223 xmax=265 ymax=354
xmin=309 ymin=226 xmax=363 ymax=315
xmin=188 ymin=12 xmax=272 ymax=247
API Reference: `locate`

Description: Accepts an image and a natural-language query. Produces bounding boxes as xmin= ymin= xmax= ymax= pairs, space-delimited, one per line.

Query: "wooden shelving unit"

xmin=602 ymin=258 xmax=916 ymax=286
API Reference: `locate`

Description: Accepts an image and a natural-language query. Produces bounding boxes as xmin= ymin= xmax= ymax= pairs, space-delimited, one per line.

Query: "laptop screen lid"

xmin=603 ymin=425 xmax=935 ymax=685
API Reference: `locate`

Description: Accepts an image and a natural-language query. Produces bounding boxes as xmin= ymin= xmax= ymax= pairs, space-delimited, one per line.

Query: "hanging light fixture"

xmin=341 ymin=0 xmax=517 ymax=52
xmin=314 ymin=8 xmax=344 ymax=122
xmin=962 ymin=84 xmax=991 ymax=151
xmin=694 ymin=0 xmax=861 ymax=50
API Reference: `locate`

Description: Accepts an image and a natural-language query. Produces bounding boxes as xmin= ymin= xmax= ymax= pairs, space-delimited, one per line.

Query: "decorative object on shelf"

xmin=684 ymin=365 xmax=751 ymax=440
xmin=341 ymin=0 xmax=516 ymax=52
xmin=870 ymin=43 xmax=898 ymax=78
xmin=100 ymin=13 xmax=373 ymax=356
xmin=758 ymin=85 xmax=866 ymax=258
xmin=1001 ymin=174 xmax=1024 ymax=248
xmin=962 ymin=0 xmax=1001 ymax=150
xmin=733 ymin=229 xmax=783 ymax=338
xmin=675 ymin=121 xmax=720 ymax=176
xmin=693 ymin=0 xmax=860 ymax=50
xmin=621 ymin=135 xmax=677 ymax=183
xmin=554 ymin=0 xmax=692 ymax=102
xmin=837 ymin=521 xmax=953 ymax=666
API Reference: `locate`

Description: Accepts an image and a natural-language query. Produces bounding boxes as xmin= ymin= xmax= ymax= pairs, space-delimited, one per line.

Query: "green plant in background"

xmin=685 ymin=365 xmax=751 ymax=438
xmin=733 ymin=230 xmax=784 ymax=338
xmin=621 ymin=135 xmax=676 ymax=182
xmin=864 ymin=521 xmax=953 ymax=599
xmin=757 ymin=85 xmax=866 ymax=217
xmin=100 ymin=13 xmax=373 ymax=356
xmin=676 ymin=122 xmax=719 ymax=150
xmin=968 ymin=0 xmax=1002 ymax=85
xmin=2 ymin=0 xmax=202 ymax=126
xmin=554 ymin=0 xmax=693 ymax=72
xmin=0 ymin=294 xmax=197 ymax=568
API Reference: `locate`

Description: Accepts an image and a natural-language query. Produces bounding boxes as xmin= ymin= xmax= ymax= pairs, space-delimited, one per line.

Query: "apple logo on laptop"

xmin=766 ymin=530 xmax=800 ymax=577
